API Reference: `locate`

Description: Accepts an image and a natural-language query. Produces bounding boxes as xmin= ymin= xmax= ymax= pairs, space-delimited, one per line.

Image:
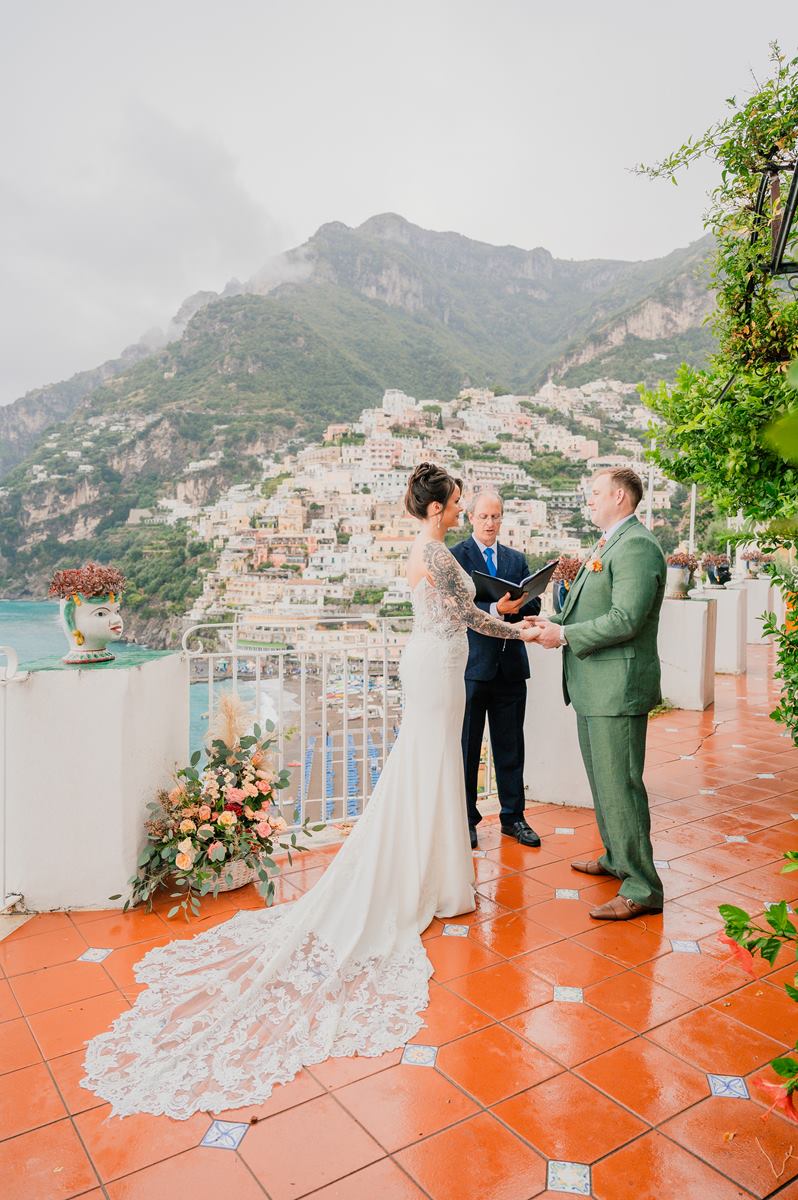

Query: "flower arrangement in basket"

xmin=666 ymin=552 xmax=700 ymax=572
xmin=701 ymin=551 xmax=731 ymax=586
xmin=551 ymin=557 xmax=581 ymax=586
xmin=740 ymin=547 xmax=774 ymax=577
xmin=114 ymin=695 xmax=322 ymax=919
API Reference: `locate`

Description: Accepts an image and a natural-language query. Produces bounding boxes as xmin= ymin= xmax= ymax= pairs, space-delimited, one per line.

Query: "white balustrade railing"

xmin=182 ymin=614 xmax=495 ymax=827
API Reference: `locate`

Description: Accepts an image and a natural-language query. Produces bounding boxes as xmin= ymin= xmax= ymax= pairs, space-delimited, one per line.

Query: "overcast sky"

xmin=2 ymin=1 xmax=797 ymax=405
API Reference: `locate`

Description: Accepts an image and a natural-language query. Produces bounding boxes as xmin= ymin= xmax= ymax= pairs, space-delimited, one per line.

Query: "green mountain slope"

xmin=0 ymin=214 xmax=716 ymax=611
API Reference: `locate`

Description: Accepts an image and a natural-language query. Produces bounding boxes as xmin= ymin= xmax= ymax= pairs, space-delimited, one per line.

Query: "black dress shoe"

xmin=501 ymin=820 xmax=541 ymax=847
xmin=469 ymin=826 xmax=478 ymax=850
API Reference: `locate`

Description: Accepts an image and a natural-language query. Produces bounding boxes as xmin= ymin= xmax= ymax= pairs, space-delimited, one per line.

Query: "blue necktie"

xmin=484 ymin=547 xmax=497 ymax=576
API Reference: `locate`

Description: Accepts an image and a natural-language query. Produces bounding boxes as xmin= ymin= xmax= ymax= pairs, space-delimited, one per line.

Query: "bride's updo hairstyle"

xmin=404 ymin=462 xmax=463 ymax=520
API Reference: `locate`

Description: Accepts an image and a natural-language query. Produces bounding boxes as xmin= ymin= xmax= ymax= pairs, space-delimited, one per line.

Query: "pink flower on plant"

xmin=256 ymin=820 xmax=273 ymax=839
xmin=256 ymin=779 xmax=272 ymax=794
xmin=198 ymin=804 xmax=212 ymax=821
xmin=243 ymin=805 xmax=255 ymax=820
xmin=243 ymin=782 xmax=259 ymax=799
xmin=225 ymin=786 xmax=246 ymax=804
xmin=218 ymin=810 xmax=237 ymax=827
xmin=168 ymin=786 xmax=185 ymax=804
xmin=753 ymin=1076 xmax=798 ymax=1123
xmin=717 ymin=931 xmax=756 ymax=976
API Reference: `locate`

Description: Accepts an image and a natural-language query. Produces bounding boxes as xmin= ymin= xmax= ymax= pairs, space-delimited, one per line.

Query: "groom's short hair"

xmin=595 ymin=467 xmax=644 ymax=509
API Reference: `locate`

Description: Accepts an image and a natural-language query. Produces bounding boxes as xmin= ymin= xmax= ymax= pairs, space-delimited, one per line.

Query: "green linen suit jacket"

xmin=551 ymin=516 xmax=666 ymax=717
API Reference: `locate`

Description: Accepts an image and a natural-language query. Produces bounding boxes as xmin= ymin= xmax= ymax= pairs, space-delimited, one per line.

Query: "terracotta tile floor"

xmin=2 ymin=645 xmax=798 ymax=1198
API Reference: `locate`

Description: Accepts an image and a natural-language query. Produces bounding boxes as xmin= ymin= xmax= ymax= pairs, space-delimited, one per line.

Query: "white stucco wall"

xmin=5 ymin=654 xmax=189 ymax=910
xmin=524 ymin=644 xmax=593 ymax=807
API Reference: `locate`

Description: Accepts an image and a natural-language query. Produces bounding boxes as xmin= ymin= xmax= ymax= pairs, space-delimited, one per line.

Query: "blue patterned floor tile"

xmin=402 ymin=1044 xmax=437 ymax=1067
xmin=442 ymin=923 xmax=469 ymax=937
xmin=547 ymin=1160 xmax=591 ymax=1195
xmin=707 ymin=1073 xmax=749 ymax=1099
xmin=77 ymin=948 xmax=113 ymax=963
xmin=553 ymin=986 xmax=583 ymax=1003
xmin=200 ymin=1119 xmax=249 ymax=1150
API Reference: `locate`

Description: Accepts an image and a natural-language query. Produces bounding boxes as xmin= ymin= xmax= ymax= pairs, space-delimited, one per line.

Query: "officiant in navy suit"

xmin=450 ymin=490 xmax=542 ymax=850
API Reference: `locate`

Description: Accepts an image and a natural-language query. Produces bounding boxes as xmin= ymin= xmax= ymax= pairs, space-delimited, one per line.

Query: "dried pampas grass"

xmin=208 ymin=693 xmax=255 ymax=749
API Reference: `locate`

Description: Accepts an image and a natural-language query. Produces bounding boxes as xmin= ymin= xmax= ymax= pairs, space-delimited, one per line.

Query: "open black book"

xmin=471 ymin=558 xmax=560 ymax=605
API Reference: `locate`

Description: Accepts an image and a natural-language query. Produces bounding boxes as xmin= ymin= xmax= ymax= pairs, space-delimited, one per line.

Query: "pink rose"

xmin=225 ymin=786 xmax=246 ymax=804
xmin=256 ymin=820 xmax=273 ymax=839
xmin=198 ymin=804 xmax=212 ymax=821
xmin=256 ymin=779 xmax=272 ymax=794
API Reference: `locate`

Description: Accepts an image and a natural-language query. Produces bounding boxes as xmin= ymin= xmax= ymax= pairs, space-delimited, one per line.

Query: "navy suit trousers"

xmin=461 ymin=673 xmax=527 ymax=828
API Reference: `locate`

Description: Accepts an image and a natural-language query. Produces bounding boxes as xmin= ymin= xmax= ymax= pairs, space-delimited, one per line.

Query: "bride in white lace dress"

xmin=83 ymin=463 xmax=538 ymax=1118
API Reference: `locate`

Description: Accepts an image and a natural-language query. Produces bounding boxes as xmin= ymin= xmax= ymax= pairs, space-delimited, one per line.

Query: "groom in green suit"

xmin=531 ymin=467 xmax=666 ymax=920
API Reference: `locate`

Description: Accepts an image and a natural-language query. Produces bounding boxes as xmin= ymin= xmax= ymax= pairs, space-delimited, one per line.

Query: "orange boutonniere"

xmin=589 ymin=559 xmax=603 ymax=573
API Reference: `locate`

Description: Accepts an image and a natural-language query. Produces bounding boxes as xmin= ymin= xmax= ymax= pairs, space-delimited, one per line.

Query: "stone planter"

xmin=706 ymin=563 xmax=732 ymax=587
xmin=59 ymin=591 xmax=124 ymax=665
xmin=665 ymin=565 xmax=692 ymax=600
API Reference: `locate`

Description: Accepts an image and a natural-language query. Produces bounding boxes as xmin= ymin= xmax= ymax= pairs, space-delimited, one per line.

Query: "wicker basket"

xmin=215 ymin=859 xmax=259 ymax=892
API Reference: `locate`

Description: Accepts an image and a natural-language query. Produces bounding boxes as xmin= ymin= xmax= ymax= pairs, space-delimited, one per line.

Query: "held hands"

xmin=497 ymin=591 xmax=526 ymax=616
xmin=524 ymin=617 xmax=563 ymax=650
xmin=518 ymin=623 xmax=541 ymax=643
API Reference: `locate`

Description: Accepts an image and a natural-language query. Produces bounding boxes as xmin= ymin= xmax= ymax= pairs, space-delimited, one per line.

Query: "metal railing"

xmin=182 ymin=615 xmax=495 ymax=827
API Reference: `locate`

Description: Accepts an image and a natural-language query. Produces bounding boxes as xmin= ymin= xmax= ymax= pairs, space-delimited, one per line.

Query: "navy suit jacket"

xmin=449 ymin=537 xmax=541 ymax=682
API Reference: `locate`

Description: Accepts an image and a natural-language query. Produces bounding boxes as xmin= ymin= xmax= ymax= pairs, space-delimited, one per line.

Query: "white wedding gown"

xmin=83 ymin=542 xmax=523 ymax=1118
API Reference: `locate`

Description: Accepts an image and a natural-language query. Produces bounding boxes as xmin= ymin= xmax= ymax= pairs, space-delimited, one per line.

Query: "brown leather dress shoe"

xmin=571 ymin=859 xmax=612 ymax=877
xmin=590 ymin=895 xmax=663 ymax=920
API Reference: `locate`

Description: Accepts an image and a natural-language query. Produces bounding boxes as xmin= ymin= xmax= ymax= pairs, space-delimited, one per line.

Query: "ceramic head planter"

xmin=49 ymin=562 xmax=126 ymax=665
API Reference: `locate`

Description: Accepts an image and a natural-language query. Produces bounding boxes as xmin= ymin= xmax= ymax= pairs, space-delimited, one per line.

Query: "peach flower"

xmin=177 ymin=837 xmax=195 ymax=854
xmin=754 ymin=1076 xmax=798 ymax=1123
xmin=168 ymin=786 xmax=185 ymax=804
xmin=256 ymin=779 xmax=272 ymax=794
xmin=179 ymin=819 xmax=196 ymax=834
xmin=717 ymin=931 xmax=756 ymax=976
xmin=271 ymin=815 xmax=288 ymax=833
xmin=175 ymin=852 xmax=194 ymax=871
xmin=198 ymin=805 xmax=212 ymax=821
xmin=218 ymin=810 xmax=237 ymax=827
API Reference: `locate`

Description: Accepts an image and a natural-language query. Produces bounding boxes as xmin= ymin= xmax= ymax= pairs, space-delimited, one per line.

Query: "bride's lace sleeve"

xmin=422 ymin=542 xmax=524 ymax=639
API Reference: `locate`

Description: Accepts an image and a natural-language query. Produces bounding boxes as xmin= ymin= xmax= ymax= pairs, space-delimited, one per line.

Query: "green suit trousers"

xmin=575 ymin=713 xmax=663 ymax=908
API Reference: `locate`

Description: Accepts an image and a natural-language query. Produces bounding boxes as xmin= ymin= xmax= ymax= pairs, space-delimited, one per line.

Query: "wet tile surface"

xmin=2 ymin=645 xmax=797 ymax=1197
